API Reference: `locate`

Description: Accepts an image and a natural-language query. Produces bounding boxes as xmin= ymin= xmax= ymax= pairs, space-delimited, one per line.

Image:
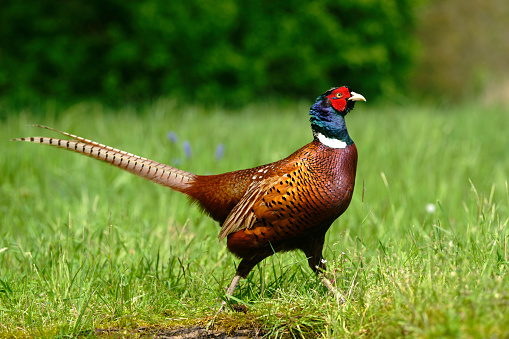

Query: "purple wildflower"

xmin=215 ymin=143 xmax=225 ymax=161
xmin=183 ymin=141 xmax=192 ymax=159
xmin=167 ymin=131 xmax=178 ymax=144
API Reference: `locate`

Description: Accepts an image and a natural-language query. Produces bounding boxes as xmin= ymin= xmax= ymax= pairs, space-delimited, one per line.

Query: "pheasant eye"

xmin=335 ymin=92 xmax=342 ymax=98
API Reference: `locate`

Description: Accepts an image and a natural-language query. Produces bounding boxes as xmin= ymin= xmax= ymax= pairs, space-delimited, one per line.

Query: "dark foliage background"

xmin=0 ymin=0 xmax=417 ymax=105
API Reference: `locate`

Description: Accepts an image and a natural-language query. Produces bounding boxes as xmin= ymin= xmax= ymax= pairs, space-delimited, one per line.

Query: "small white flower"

xmin=321 ymin=259 xmax=327 ymax=264
xmin=425 ymin=203 xmax=436 ymax=214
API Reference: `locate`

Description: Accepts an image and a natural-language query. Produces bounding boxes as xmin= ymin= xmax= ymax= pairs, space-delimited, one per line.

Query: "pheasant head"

xmin=309 ymin=86 xmax=365 ymax=148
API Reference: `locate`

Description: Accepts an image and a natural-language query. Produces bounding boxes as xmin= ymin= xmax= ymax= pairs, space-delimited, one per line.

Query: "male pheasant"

xmin=13 ymin=86 xmax=365 ymax=305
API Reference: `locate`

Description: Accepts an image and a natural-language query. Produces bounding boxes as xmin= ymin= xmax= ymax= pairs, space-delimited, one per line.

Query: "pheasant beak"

xmin=348 ymin=92 xmax=366 ymax=102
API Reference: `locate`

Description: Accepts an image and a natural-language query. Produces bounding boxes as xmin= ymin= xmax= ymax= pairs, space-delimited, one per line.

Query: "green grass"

xmin=1 ymin=99 xmax=508 ymax=338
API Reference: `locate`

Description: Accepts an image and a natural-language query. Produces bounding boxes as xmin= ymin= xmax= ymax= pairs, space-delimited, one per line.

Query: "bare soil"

xmin=92 ymin=326 xmax=267 ymax=338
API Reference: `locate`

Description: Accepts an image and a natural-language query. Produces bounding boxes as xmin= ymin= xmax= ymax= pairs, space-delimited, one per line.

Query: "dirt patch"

xmin=93 ymin=326 xmax=267 ymax=338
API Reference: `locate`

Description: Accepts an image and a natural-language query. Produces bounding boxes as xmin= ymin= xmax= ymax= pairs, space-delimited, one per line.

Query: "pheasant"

xmin=12 ymin=86 xmax=365 ymax=306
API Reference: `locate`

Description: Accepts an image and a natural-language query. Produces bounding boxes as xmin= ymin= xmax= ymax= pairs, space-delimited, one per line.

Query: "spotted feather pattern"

xmin=210 ymin=140 xmax=357 ymax=258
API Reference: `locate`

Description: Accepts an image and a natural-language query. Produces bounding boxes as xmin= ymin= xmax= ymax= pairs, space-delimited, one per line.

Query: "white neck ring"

xmin=315 ymin=132 xmax=347 ymax=149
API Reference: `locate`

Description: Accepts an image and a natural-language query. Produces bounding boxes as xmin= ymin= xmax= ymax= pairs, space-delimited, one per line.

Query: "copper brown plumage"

xmin=12 ymin=86 xmax=365 ymax=307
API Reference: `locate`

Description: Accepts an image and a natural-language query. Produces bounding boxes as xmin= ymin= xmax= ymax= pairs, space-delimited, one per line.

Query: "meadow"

xmin=1 ymin=98 xmax=508 ymax=338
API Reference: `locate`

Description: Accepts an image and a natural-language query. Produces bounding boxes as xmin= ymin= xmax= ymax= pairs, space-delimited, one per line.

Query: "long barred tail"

xmin=11 ymin=125 xmax=195 ymax=193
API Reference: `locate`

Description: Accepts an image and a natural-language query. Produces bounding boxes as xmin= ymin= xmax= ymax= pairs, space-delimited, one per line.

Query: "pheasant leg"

xmin=218 ymin=274 xmax=241 ymax=311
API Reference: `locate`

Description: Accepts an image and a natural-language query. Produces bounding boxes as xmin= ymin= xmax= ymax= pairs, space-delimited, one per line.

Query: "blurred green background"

xmin=1 ymin=2 xmax=508 ymax=336
xmin=0 ymin=0 xmax=508 ymax=107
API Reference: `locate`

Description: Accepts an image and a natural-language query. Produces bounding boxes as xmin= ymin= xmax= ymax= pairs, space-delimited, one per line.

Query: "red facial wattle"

xmin=326 ymin=87 xmax=351 ymax=112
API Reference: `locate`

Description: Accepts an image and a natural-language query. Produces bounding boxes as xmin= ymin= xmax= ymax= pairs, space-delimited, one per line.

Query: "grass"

xmin=1 ymin=98 xmax=508 ymax=338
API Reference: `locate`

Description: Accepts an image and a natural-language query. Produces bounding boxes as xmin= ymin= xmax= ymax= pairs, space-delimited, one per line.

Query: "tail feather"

xmin=11 ymin=125 xmax=195 ymax=192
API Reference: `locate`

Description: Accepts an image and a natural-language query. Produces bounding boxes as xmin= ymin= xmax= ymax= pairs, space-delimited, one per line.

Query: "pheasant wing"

xmin=218 ymin=176 xmax=280 ymax=240
xmin=219 ymin=165 xmax=338 ymax=241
